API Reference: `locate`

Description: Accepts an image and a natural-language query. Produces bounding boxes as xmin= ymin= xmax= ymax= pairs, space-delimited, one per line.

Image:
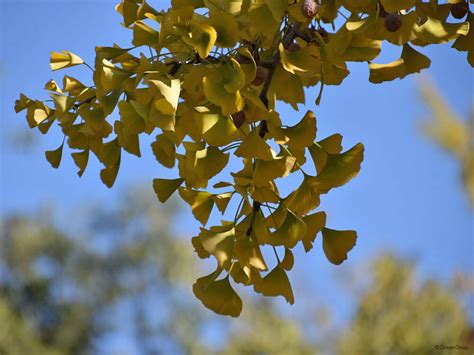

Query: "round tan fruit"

xmin=301 ymin=0 xmax=319 ymax=19
xmin=252 ymin=66 xmax=268 ymax=86
xmin=384 ymin=13 xmax=402 ymax=33
xmin=451 ymin=2 xmax=469 ymax=19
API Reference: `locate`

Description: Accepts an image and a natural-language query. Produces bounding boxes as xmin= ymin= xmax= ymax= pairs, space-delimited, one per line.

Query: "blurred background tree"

xmin=337 ymin=255 xmax=470 ymax=355
xmin=1 ymin=185 xmax=471 ymax=354
xmin=420 ymin=80 xmax=474 ymax=205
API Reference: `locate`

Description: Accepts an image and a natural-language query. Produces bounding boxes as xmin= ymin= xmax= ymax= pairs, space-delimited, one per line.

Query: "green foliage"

xmin=0 ymin=191 xmax=199 ymax=354
xmin=15 ymin=0 xmax=472 ymax=316
xmin=337 ymin=255 xmax=470 ymax=355
xmin=0 ymin=194 xmax=471 ymax=353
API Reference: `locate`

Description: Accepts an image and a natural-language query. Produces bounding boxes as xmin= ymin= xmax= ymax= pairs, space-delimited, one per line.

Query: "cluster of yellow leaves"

xmin=15 ymin=0 xmax=471 ymax=316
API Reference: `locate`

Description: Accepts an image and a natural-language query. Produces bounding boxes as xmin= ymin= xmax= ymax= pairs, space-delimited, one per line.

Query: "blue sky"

xmin=1 ymin=0 xmax=473 ymax=334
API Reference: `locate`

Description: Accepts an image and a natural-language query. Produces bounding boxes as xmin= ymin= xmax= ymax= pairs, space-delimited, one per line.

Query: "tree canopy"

xmin=15 ymin=0 xmax=473 ymax=316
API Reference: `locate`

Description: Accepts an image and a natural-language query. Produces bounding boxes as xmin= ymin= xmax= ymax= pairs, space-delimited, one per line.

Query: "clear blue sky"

xmin=1 ymin=0 xmax=473 ymax=340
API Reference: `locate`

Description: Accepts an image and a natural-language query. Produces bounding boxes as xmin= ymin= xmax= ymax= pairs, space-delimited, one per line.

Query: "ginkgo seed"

xmin=384 ymin=13 xmax=402 ymax=33
xmin=451 ymin=2 xmax=469 ymax=19
xmin=301 ymin=0 xmax=319 ymax=19
xmin=252 ymin=66 xmax=268 ymax=86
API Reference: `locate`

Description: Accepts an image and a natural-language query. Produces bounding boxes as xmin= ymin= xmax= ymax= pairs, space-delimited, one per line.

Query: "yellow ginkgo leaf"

xmin=344 ymin=35 xmax=382 ymax=62
xmin=453 ymin=13 xmax=474 ymax=51
xmin=44 ymin=79 xmax=63 ymax=93
xmin=319 ymin=134 xmax=343 ymax=154
xmin=192 ymin=236 xmax=211 ymax=259
xmin=269 ymin=65 xmax=306 ymax=110
xmin=71 ymin=149 xmax=89 ymax=177
xmin=78 ymin=106 xmax=112 ymax=137
xmin=263 ymin=203 xmax=287 ymax=229
xmin=309 ymin=143 xmax=328 ymax=174
xmin=209 ymin=11 xmax=239 ymax=48
xmin=253 ymin=266 xmax=294 ymax=304
xmin=234 ymin=237 xmax=268 ymax=271
xmin=151 ymin=133 xmax=175 ymax=168
xmin=312 ymin=143 xmax=364 ymax=191
xmin=369 ymin=44 xmax=431 ymax=83
xmin=230 ymin=262 xmax=257 ymax=286
xmin=212 ymin=192 xmax=233 ymax=214
xmin=279 ymin=43 xmax=322 ymax=75
xmin=50 ymin=50 xmax=84 ymax=71
xmin=95 ymin=59 xmax=132 ymax=95
xmin=264 ymin=0 xmax=287 ymax=21
xmin=249 ymin=211 xmax=273 ymax=244
xmin=235 ymin=129 xmax=275 ymax=160
xmin=100 ymin=163 xmax=120 ymax=188
xmin=153 ymin=178 xmax=184 ymax=203
xmin=182 ymin=21 xmax=217 ymax=59
xmin=179 ymin=188 xmax=215 ymax=225
xmin=203 ymin=59 xmax=245 ymax=115
xmin=251 ymin=185 xmax=280 ymax=203
xmin=302 ymin=212 xmax=326 ymax=252
xmin=95 ymin=45 xmax=133 ymax=60
xmin=238 ymin=2 xmax=280 ymax=48
xmin=50 ymin=93 xmax=75 ymax=114
xmin=99 ymin=138 xmax=121 ymax=167
xmin=272 ymin=110 xmax=317 ymax=150
xmin=266 ymin=210 xmax=306 ymax=248
xmin=115 ymin=121 xmax=141 ymax=157
xmin=414 ymin=17 xmax=469 ymax=45
xmin=117 ymin=101 xmax=146 ymax=134
xmin=193 ymin=272 xmax=243 ymax=317
xmin=322 ymin=228 xmax=357 ymax=265
xmin=253 ymin=156 xmax=296 ymax=187
xmin=178 ymin=146 xmax=229 ymax=188
xmin=132 ymin=21 xmax=159 ymax=47
xmin=26 ymin=100 xmax=51 ymax=128
xmin=369 ymin=58 xmax=405 ymax=83
xmin=14 ymin=93 xmax=33 ymax=113
xmin=284 ymin=174 xmax=321 ymax=216
xmin=236 ymin=48 xmax=257 ymax=84
xmin=280 ymin=248 xmax=294 ymax=271
xmin=197 ymin=111 xmax=240 ymax=147
xmin=148 ymin=78 xmax=181 ymax=116
xmin=198 ymin=224 xmax=235 ymax=267
xmin=45 ymin=143 xmax=64 ymax=169
xmin=63 ymin=76 xmax=90 ymax=97
xmin=400 ymin=44 xmax=432 ymax=79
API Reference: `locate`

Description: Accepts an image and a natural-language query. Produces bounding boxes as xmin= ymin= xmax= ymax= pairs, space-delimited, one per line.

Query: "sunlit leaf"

xmin=50 ymin=50 xmax=84 ymax=71
xmin=198 ymin=224 xmax=235 ymax=267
